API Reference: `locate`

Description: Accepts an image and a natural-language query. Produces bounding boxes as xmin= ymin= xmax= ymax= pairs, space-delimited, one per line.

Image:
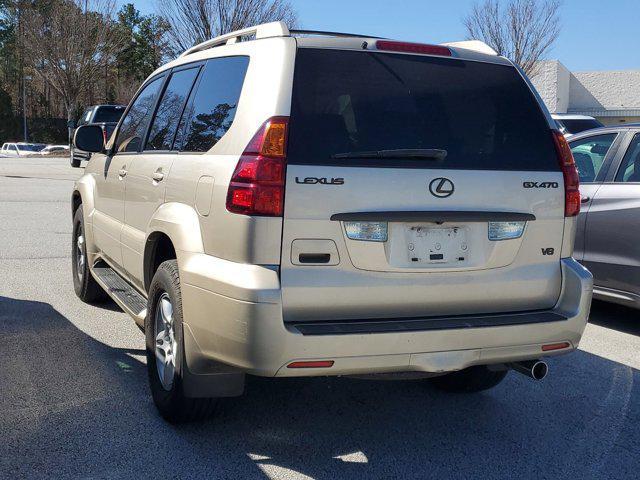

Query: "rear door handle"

xmin=152 ymin=171 xmax=165 ymax=182
xmin=118 ymin=167 xmax=127 ymax=178
xmin=581 ymin=195 xmax=591 ymax=204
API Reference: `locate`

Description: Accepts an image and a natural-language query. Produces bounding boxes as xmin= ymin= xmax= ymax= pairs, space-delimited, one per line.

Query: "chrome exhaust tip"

xmin=509 ymin=360 xmax=548 ymax=381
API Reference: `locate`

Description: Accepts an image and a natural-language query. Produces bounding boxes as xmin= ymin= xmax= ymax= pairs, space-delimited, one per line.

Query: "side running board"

xmin=92 ymin=264 xmax=147 ymax=324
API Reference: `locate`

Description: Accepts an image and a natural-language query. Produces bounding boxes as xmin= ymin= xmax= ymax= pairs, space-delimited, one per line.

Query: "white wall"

xmin=569 ymin=71 xmax=640 ymax=110
xmin=530 ymin=61 xmax=571 ymax=113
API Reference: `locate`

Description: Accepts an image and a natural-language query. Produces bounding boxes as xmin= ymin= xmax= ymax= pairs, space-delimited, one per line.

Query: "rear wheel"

xmin=429 ymin=366 xmax=508 ymax=393
xmin=146 ymin=260 xmax=218 ymax=423
xmin=72 ymin=205 xmax=105 ymax=302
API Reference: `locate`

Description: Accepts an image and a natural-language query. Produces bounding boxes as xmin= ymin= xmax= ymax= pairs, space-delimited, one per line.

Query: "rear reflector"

xmin=541 ymin=342 xmax=570 ymax=352
xmin=226 ymin=116 xmax=288 ymax=216
xmin=287 ymin=360 xmax=335 ymax=369
xmin=551 ymin=129 xmax=580 ymax=217
xmin=376 ymin=40 xmax=452 ymax=57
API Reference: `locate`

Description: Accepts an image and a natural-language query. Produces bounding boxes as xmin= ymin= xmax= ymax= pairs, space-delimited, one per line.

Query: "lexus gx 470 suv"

xmin=71 ymin=22 xmax=593 ymax=422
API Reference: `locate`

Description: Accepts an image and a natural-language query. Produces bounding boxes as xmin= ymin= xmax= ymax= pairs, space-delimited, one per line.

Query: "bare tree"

xmin=21 ymin=0 xmax=124 ymax=123
xmin=463 ymin=0 xmax=561 ymax=76
xmin=158 ymin=0 xmax=298 ymax=56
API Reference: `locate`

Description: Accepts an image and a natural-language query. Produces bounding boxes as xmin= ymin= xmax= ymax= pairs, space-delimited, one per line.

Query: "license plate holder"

xmin=405 ymin=225 xmax=469 ymax=265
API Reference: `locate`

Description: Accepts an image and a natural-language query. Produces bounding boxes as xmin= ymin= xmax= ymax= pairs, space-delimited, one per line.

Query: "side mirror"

xmin=67 ymin=120 xmax=76 ymax=129
xmin=74 ymin=125 xmax=105 ymax=153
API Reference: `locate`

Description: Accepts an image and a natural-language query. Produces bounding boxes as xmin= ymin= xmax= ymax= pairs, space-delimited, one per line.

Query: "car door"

xmin=569 ymin=132 xmax=621 ymax=260
xmin=583 ymin=131 xmax=640 ymax=295
xmin=121 ymin=65 xmax=201 ymax=289
xmin=93 ymin=77 xmax=164 ymax=271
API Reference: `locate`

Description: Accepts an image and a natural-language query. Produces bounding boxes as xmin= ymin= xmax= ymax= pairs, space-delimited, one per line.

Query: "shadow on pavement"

xmin=589 ymin=300 xmax=640 ymax=336
xmin=1 ymin=295 xmax=639 ymax=479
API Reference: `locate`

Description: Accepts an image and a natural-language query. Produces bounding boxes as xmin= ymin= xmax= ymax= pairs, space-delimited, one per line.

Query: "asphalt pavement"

xmin=0 ymin=157 xmax=638 ymax=479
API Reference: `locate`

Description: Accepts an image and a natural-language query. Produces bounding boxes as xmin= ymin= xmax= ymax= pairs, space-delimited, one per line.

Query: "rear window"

xmin=557 ymin=118 xmax=602 ymax=135
xmin=288 ymin=49 xmax=557 ymax=170
xmin=94 ymin=106 xmax=125 ymax=123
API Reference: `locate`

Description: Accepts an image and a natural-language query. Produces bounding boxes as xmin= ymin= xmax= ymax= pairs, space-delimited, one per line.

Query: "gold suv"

xmin=71 ymin=22 xmax=593 ymax=422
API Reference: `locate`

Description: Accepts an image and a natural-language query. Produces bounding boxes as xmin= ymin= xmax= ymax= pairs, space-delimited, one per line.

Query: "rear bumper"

xmin=180 ymin=254 xmax=592 ymax=378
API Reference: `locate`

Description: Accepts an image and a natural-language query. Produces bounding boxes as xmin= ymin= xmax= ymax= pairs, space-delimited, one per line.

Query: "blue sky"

xmin=129 ymin=0 xmax=640 ymax=71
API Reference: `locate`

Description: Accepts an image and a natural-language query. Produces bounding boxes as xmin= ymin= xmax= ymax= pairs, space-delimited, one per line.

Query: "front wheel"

xmin=145 ymin=260 xmax=218 ymax=423
xmin=70 ymin=149 xmax=81 ymax=168
xmin=428 ymin=365 xmax=508 ymax=393
xmin=72 ymin=205 xmax=105 ymax=302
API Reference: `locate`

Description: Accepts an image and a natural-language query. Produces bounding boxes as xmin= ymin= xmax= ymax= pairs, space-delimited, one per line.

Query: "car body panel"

xmin=570 ymin=126 xmax=640 ymax=308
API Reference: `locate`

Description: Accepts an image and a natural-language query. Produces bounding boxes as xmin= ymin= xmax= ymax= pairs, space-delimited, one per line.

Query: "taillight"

xmin=376 ymin=40 xmax=452 ymax=57
xmin=551 ymin=129 xmax=580 ymax=217
xmin=226 ymin=116 xmax=288 ymax=216
xmin=102 ymin=128 xmax=108 ymax=147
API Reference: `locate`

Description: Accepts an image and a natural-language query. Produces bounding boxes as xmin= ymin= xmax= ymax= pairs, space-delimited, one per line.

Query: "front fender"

xmin=72 ymin=174 xmax=97 ymax=254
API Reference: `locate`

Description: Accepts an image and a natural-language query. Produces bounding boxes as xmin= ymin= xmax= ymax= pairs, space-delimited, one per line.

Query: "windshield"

xmin=289 ymin=49 xmax=557 ymax=170
xmin=17 ymin=144 xmax=45 ymax=152
xmin=557 ymin=118 xmax=603 ymax=134
xmin=94 ymin=106 xmax=125 ymax=123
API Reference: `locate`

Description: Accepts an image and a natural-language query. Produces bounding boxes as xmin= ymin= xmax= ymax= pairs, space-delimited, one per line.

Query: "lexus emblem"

xmin=429 ymin=177 xmax=454 ymax=198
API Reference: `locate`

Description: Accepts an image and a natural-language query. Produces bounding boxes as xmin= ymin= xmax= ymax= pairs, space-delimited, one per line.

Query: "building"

xmin=530 ymin=60 xmax=640 ymax=126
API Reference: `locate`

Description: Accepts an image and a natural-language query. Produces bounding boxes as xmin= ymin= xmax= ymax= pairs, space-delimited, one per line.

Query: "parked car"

xmin=0 ymin=142 xmax=46 ymax=157
xmin=39 ymin=145 xmax=70 ymax=156
xmin=71 ymin=22 xmax=592 ymax=422
xmin=552 ymin=114 xmax=603 ymax=137
xmin=570 ymin=124 xmax=640 ymax=309
xmin=70 ymin=104 xmax=125 ymax=167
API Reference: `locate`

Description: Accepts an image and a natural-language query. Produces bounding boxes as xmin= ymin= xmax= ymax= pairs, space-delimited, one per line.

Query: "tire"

xmin=72 ymin=205 xmax=105 ymax=302
xmin=70 ymin=150 xmax=81 ymax=168
xmin=428 ymin=366 xmax=508 ymax=393
xmin=145 ymin=259 xmax=218 ymax=423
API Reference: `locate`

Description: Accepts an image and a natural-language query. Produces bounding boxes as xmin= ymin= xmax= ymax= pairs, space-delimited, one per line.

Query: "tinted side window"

xmin=615 ymin=133 xmax=640 ymax=183
xmin=78 ymin=109 xmax=92 ymax=126
xmin=115 ymin=77 xmax=163 ymax=153
xmin=176 ymin=56 xmax=249 ymax=152
xmin=145 ymin=67 xmax=200 ymax=151
xmin=569 ymin=133 xmax=617 ymax=183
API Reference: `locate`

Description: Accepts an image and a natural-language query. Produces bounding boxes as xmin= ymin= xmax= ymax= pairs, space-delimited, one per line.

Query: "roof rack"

xmin=179 ymin=21 xmax=497 ymax=58
xmin=180 ymin=21 xmax=290 ymax=57
xmin=289 ymin=29 xmax=384 ymax=39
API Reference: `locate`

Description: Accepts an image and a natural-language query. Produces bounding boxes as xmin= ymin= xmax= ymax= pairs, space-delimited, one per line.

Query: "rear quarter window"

xmin=288 ymin=49 xmax=557 ymax=171
xmin=174 ymin=56 xmax=249 ymax=152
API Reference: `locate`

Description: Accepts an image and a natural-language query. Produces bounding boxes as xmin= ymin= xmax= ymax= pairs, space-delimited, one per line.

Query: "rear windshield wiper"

xmin=331 ymin=149 xmax=447 ymax=160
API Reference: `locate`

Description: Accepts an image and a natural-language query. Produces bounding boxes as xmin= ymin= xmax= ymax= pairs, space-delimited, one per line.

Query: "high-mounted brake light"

xmin=551 ymin=129 xmax=580 ymax=217
xmin=376 ymin=40 xmax=452 ymax=57
xmin=226 ymin=116 xmax=288 ymax=216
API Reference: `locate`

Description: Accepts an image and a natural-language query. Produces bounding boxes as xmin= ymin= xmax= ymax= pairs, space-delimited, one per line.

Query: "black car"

xmin=70 ymin=105 xmax=125 ymax=167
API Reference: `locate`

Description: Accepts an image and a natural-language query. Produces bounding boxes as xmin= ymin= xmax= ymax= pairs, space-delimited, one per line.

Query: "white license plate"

xmin=405 ymin=226 xmax=469 ymax=265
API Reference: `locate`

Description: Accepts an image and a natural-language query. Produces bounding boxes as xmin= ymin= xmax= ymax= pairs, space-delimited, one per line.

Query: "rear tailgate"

xmin=281 ymin=47 xmax=564 ymax=322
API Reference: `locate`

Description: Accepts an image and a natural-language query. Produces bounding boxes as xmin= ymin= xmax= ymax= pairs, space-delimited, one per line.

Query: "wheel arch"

xmin=143 ymin=202 xmax=205 ymax=292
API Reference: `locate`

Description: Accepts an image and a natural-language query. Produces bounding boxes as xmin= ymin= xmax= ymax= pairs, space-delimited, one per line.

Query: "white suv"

xmin=72 ymin=22 xmax=593 ymax=422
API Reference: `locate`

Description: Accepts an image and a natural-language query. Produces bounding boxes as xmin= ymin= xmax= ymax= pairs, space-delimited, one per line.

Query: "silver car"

xmin=570 ymin=124 xmax=640 ymax=308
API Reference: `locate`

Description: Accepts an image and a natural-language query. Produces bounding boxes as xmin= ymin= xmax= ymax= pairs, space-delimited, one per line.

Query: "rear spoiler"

xmin=440 ymin=40 xmax=498 ymax=56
